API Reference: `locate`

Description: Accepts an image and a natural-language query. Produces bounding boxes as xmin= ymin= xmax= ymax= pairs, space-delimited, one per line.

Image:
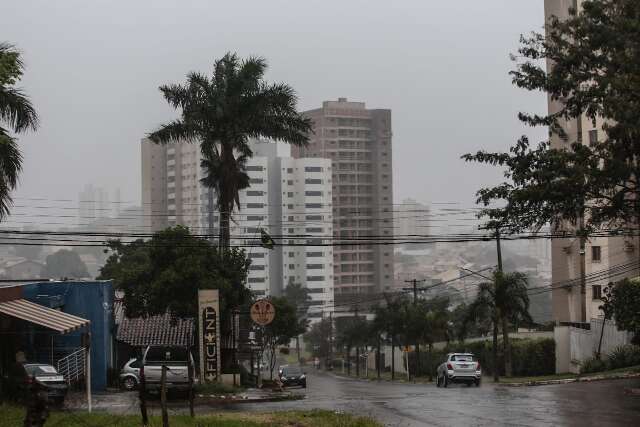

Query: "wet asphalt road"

xmin=73 ymin=371 xmax=640 ymax=426
xmin=233 ymin=371 xmax=640 ymax=427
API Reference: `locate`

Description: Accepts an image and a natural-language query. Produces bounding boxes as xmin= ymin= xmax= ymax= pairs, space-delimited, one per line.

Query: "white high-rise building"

xmin=141 ymin=139 xmax=334 ymax=320
xmin=78 ymin=184 xmax=110 ymax=225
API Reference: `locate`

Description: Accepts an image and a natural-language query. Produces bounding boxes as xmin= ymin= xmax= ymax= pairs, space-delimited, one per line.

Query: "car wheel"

xmin=122 ymin=376 xmax=137 ymax=391
xmin=466 ymin=381 xmax=472 ymax=387
xmin=475 ymin=379 xmax=481 ymax=387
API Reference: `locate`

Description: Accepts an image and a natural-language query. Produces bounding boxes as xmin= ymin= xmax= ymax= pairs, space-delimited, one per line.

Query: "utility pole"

xmin=494 ymin=227 xmax=502 ymax=383
xmin=404 ymin=279 xmax=425 ymax=380
xmin=328 ymin=311 xmax=333 ymax=370
xmin=354 ymin=305 xmax=360 ymax=378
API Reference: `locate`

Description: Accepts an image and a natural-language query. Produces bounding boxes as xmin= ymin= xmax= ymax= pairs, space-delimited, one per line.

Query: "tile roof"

xmin=114 ymin=299 xmax=194 ymax=347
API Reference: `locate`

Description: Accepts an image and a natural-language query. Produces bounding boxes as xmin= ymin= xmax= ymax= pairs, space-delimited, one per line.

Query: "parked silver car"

xmin=141 ymin=345 xmax=195 ymax=392
xmin=119 ymin=358 xmax=141 ymax=391
xmin=436 ymin=353 xmax=481 ymax=387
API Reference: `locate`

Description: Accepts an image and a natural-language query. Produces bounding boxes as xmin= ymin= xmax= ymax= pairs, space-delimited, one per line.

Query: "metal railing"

xmin=57 ymin=347 xmax=86 ymax=385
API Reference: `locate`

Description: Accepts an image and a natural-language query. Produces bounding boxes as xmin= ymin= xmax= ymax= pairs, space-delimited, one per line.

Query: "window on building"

xmin=288 ymin=192 xmax=294 ymax=197
xmin=246 ymin=203 xmax=264 ymax=209
xmin=305 ymin=166 xmax=323 ymax=172
xmin=248 ymin=277 xmax=265 ymax=283
xmin=289 ymin=252 xmax=295 ymax=258
xmin=306 ymin=264 xmax=324 ymax=269
xmin=248 ymin=253 xmax=264 ymax=259
xmin=249 ymin=178 xmax=263 ymax=184
xmin=288 ymin=216 xmax=294 ymax=221
xmin=246 ymin=165 xmax=264 ymax=171
xmin=306 ymin=203 xmax=323 ymax=209
xmin=247 ymin=215 xmax=264 ymax=221
xmin=288 ymin=228 xmax=295 ymax=233
xmin=305 ymin=178 xmax=322 ymax=185
xmin=305 ymin=191 xmax=323 ymax=196
xmin=307 ymin=288 xmax=325 ymax=294
xmin=289 ymin=264 xmax=295 ymax=270
xmin=307 ymin=276 xmax=325 ymax=281
xmin=306 ymin=227 xmax=323 ymax=233
xmin=306 ymin=215 xmax=323 ymax=221
xmin=246 ymin=191 xmax=264 ymax=196
xmin=592 ymin=246 xmax=602 ymax=262
xmin=287 ymin=180 xmax=294 ymax=185
xmin=287 ymin=168 xmax=293 ymax=173
xmin=306 ymin=252 xmax=323 ymax=257
xmin=589 ymin=129 xmax=598 ymax=146
xmin=249 ymin=265 xmax=265 ymax=271
xmin=592 ymin=285 xmax=602 ymax=300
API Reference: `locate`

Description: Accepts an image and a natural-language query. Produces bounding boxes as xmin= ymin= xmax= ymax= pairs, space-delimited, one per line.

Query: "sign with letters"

xmin=198 ymin=289 xmax=221 ymax=383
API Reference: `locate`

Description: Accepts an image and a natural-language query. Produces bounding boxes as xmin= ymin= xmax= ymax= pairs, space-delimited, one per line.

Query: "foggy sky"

xmin=3 ymin=0 xmax=548 ymax=226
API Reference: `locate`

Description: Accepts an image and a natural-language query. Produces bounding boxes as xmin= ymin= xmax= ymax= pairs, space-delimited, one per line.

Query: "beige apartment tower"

xmin=545 ymin=0 xmax=639 ymax=323
xmin=294 ymin=98 xmax=394 ymax=299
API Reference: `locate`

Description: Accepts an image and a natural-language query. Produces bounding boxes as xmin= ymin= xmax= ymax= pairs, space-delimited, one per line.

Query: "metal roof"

xmin=0 ymin=298 xmax=90 ymax=333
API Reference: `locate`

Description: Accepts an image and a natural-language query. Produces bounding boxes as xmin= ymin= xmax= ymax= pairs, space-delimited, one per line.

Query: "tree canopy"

xmin=463 ymin=0 xmax=640 ymax=233
xmin=98 ymin=226 xmax=253 ymax=335
xmin=0 ymin=42 xmax=38 ymax=219
xmin=602 ymin=278 xmax=640 ymax=344
xmin=41 ymin=249 xmax=89 ymax=280
xmin=148 ymin=53 xmax=311 ymax=248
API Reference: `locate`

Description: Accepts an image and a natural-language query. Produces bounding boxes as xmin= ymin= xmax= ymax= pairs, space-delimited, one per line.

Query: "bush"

xmin=605 ymin=344 xmax=640 ymax=370
xmin=580 ymin=357 xmax=606 ymax=374
xmin=409 ymin=338 xmax=556 ymax=378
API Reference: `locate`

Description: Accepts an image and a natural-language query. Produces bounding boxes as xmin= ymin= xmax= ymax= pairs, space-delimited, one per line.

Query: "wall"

xmin=22 ymin=281 xmax=114 ymax=391
xmin=555 ymin=319 xmax=633 ymax=373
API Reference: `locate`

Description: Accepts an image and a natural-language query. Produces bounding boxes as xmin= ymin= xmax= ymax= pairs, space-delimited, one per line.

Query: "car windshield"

xmin=283 ymin=367 xmax=302 ymax=376
xmin=451 ymin=355 xmax=474 ymax=362
xmin=24 ymin=365 xmax=58 ymax=376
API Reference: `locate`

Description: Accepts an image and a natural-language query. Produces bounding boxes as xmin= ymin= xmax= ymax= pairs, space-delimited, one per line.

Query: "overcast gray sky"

xmin=4 ymin=0 xmax=547 ymax=225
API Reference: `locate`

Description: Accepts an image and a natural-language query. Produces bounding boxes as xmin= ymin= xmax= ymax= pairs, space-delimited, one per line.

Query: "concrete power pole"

xmin=403 ymin=279 xmax=425 ymax=380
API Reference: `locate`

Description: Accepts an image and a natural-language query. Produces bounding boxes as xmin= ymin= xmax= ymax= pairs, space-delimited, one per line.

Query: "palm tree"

xmin=0 ymin=42 xmax=38 ymax=219
xmin=466 ymin=271 xmax=532 ymax=379
xmin=148 ymin=53 xmax=311 ymax=248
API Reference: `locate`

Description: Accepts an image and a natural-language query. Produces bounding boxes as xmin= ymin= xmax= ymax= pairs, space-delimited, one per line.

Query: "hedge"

xmin=408 ymin=338 xmax=555 ymax=377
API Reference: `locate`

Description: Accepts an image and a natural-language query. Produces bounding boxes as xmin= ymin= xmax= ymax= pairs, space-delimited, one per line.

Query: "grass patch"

xmin=194 ymin=382 xmax=245 ymax=395
xmin=0 ymin=406 xmax=380 ymax=427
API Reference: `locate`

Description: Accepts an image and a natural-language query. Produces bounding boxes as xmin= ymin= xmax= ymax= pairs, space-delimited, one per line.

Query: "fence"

xmin=57 ymin=347 xmax=86 ymax=385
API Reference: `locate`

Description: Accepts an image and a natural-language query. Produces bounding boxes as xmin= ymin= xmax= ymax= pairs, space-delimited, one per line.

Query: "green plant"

xmin=605 ymin=345 xmax=640 ymax=370
xmin=580 ymin=357 xmax=606 ymax=374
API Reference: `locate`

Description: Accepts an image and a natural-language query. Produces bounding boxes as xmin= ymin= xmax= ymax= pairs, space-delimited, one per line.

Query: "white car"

xmin=436 ymin=353 xmax=481 ymax=387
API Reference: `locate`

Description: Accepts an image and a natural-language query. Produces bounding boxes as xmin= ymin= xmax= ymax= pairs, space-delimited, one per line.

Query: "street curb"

xmin=194 ymin=393 xmax=304 ymax=404
xmin=499 ymin=372 xmax=640 ymax=387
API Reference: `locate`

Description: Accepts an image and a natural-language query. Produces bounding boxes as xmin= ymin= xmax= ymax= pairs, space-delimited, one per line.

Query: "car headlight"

xmin=300 ymin=375 xmax=306 ymax=379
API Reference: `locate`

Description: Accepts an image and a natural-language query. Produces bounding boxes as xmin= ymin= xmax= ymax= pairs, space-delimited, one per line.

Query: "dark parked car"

xmin=3 ymin=363 xmax=68 ymax=405
xmin=279 ymin=365 xmax=306 ymax=388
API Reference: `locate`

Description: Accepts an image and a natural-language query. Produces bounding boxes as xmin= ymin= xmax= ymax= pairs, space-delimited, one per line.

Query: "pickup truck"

xmin=140 ymin=345 xmax=195 ymax=392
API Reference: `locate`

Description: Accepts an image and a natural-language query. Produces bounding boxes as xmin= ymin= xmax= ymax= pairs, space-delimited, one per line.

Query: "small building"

xmin=114 ymin=298 xmax=194 ymax=368
xmin=0 ymin=280 xmax=114 ymax=392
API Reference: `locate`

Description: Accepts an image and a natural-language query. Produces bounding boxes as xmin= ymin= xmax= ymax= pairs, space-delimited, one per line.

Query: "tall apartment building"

xmin=140 ymin=139 xmax=334 ymax=320
xmin=395 ymin=198 xmax=430 ymax=237
xmin=78 ymin=184 xmax=111 ymax=225
xmin=295 ymin=98 xmax=394 ymax=299
xmin=545 ymin=0 xmax=638 ymax=323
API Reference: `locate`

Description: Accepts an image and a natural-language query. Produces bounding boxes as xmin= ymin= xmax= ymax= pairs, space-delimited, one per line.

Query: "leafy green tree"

xmin=303 ymin=318 xmax=332 ymax=361
xmin=41 ymin=249 xmax=89 ymax=279
xmin=463 ymin=0 xmax=640 ymax=234
xmin=283 ymin=279 xmax=311 ymax=362
xmin=466 ymin=271 xmax=532 ymax=379
xmin=0 ymin=42 xmax=38 ymax=219
xmin=98 ymin=226 xmax=252 ymax=337
xmin=602 ymin=278 xmax=640 ymax=345
xmin=335 ymin=314 xmax=369 ymax=376
xmin=148 ymin=53 xmax=311 ymax=248
xmin=262 ymin=296 xmax=307 ymax=379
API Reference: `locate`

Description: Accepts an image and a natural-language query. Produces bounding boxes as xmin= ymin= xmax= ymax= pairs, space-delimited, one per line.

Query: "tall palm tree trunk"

xmin=219 ymin=207 xmax=231 ymax=249
xmin=502 ymin=316 xmax=512 ymax=377
xmin=492 ymin=317 xmax=499 ymax=382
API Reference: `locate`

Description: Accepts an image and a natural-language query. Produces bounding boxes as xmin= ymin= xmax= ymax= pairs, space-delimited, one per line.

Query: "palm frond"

xmin=0 ymin=87 xmax=38 ymax=133
xmin=0 ymin=131 xmax=22 ymax=219
xmin=148 ymin=120 xmax=197 ymax=144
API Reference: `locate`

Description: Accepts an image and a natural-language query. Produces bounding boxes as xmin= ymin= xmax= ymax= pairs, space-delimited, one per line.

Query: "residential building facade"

xmin=140 ymin=139 xmax=334 ymax=320
xmin=294 ymin=98 xmax=394 ymax=299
